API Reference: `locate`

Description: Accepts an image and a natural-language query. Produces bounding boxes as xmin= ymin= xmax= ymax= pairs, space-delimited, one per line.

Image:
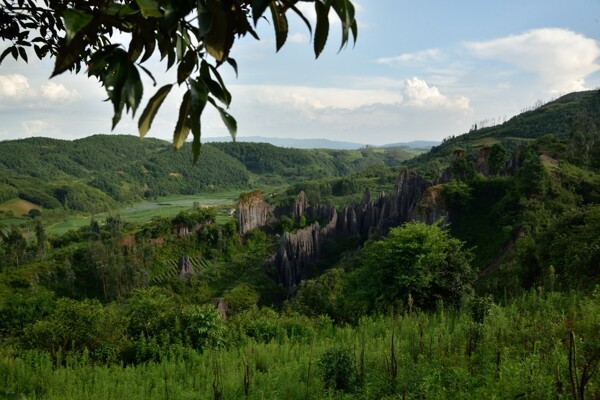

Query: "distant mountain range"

xmin=205 ymin=136 xmax=440 ymax=150
xmin=380 ymin=140 xmax=442 ymax=149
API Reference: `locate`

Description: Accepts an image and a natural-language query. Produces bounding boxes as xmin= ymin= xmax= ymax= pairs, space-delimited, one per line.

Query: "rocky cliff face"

xmin=270 ymin=169 xmax=439 ymax=289
xmin=237 ymin=190 xmax=275 ymax=235
xmin=178 ymin=255 xmax=194 ymax=282
xmin=335 ymin=169 xmax=432 ymax=238
xmin=238 ymin=169 xmax=448 ymax=290
xmin=475 ymin=147 xmax=491 ymax=176
xmin=410 ymin=186 xmax=449 ymax=225
xmin=275 ymin=224 xmax=324 ymax=290
xmin=269 ymin=200 xmax=340 ymax=290
xmin=292 ymin=191 xmax=308 ymax=220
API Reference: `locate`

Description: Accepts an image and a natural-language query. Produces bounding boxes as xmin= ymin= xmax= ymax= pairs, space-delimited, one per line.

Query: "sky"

xmin=1 ymin=0 xmax=600 ymax=146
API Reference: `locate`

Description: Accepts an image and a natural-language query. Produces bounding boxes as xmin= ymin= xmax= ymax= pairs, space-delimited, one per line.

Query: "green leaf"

xmin=177 ymin=50 xmax=197 ymax=84
xmin=0 ymin=47 xmax=14 ymax=65
xmin=189 ymin=78 xmax=208 ymax=139
xmin=197 ymin=0 xmax=213 ymax=37
xmin=140 ymin=35 xmax=156 ymax=63
xmin=199 ymin=61 xmax=229 ymax=106
xmin=105 ymin=3 xmax=138 ymax=16
xmin=190 ymin=78 xmax=209 ymax=119
xmin=208 ymin=96 xmax=237 ymax=140
xmin=314 ymin=1 xmax=330 ymax=58
xmin=251 ymin=0 xmax=272 ymax=25
xmin=128 ymin=31 xmax=144 ymax=61
xmin=51 ymin=32 xmax=88 ymax=77
xmin=87 ymin=44 xmax=120 ymax=76
xmin=269 ymin=2 xmax=288 ymax=52
xmin=331 ymin=0 xmax=356 ymax=51
xmin=135 ymin=0 xmax=163 ymax=18
xmin=176 ymin=30 xmax=186 ymax=61
xmin=33 ymin=44 xmax=45 ymax=59
xmin=350 ymin=18 xmax=358 ymax=46
xmin=205 ymin=0 xmax=229 ymax=62
xmin=104 ymin=58 xmax=128 ymax=129
xmin=226 ymin=58 xmax=238 ymax=78
xmin=189 ymin=78 xmax=209 ymax=163
xmin=138 ymin=84 xmax=173 ymax=138
xmin=167 ymin=45 xmax=176 ymax=70
xmin=173 ymin=90 xmax=192 ymax=149
xmin=192 ymin=131 xmax=202 ymax=164
xmin=63 ymin=9 xmax=93 ymax=44
xmin=138 ymin=64 xmax=156 ymax=86
xmin=124 ymin=64 xmax=143 ymax=115
xmin=207 ymin=63 xmax=231 ymax=106
xmin=282 ymin=0 xmax=312 ymax=39
xmin=17 ymin=47 xmax=27 ymax=63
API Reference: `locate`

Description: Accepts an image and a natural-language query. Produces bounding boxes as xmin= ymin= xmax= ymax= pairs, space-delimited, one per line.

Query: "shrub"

xmin=318 ymin=345 xmax=355 ymax=392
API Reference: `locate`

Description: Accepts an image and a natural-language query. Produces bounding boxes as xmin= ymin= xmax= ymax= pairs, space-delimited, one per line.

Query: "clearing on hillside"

xmin=0 ymin=198 xmax=41 ymax=216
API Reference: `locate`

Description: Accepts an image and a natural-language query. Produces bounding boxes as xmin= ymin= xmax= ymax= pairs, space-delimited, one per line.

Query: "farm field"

xmin=0 ymin=191 xmax=245 ymax=237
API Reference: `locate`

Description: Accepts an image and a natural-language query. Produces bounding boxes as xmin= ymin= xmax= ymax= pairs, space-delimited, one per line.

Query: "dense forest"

xmin=0 ymin=90 xmax=600 ymax=399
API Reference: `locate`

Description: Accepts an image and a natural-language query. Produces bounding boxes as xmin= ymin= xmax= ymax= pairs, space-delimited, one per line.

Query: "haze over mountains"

xmin=205 ymin=136 xmax=440 ymax=150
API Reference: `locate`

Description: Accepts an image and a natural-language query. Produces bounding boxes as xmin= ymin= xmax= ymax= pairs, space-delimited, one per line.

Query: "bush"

xmin=443 ymin=180 xmax=473 ymax=210
xmin=22 ymin=298 xmax=127 ymax=362
xmin=223 ymin=284 xmax=260 ymax=315
xmin=181 ymin=304 xmax=227 ymax=351
xmin=349 ymin=222 xmax=475 ymax=312
xmin=318 ymin=345 xmax=355 ymax=392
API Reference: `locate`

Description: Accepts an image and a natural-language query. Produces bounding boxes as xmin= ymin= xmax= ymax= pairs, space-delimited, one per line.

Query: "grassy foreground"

xmin=1 ymin=290 xmax=598 ymax=400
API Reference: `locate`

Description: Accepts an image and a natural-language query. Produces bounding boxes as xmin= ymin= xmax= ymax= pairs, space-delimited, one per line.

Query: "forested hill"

xmin=407 ymin=89 xmax=600 ymax=175
xmin=467 ymin=90 xmax=600 ymax=141
xmin=0 ymin=135 xmax=251 ymax=211
xmin=0 ymin=135 xmax=415 ymax=213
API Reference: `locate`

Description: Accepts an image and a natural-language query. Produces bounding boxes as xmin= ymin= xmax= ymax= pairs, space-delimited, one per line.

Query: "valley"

xmin=0 ymin=90 xmax=599 ymax=399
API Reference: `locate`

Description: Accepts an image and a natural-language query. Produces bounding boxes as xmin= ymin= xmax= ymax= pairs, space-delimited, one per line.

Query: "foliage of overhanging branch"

xmin=0 ymin=0 xmax=358 ymax=162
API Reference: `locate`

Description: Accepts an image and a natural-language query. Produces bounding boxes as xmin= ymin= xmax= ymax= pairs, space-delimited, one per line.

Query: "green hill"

xmin=406 ymin=90 xmax=600 ymax=178
xmin=0 ymin=135 xmax=415 ymax=213
xmin=0 ymin=135 xmax=251 ymax=212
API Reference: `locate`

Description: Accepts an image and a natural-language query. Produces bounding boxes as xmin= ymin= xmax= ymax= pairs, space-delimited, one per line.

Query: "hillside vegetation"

xmin=407 ymin=90 xmax=600 ymax=179
xmin=0 ymin=136 xmax=414 ymax=214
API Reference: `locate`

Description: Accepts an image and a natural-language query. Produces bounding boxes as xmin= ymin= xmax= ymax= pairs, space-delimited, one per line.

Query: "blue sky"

xmin=1 ymin=0 xmax=600 ymax=145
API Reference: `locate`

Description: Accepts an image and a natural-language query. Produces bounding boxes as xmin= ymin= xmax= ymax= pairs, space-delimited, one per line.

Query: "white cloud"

xmin=402 ymin=77 xmax=469 ymax=109
xmin=40 ymin=82 xmax=80 ymax=103
xmin=288 ymin=33 xmax=308 ymax=44
xmin=0 ymin=74 xmax=31 ymax=98
xmin=466 ymin=28 xmax=600 ymax=93
xmin=378 ymin=49 xmax=442 ymax=65
xmin=217 ymin=78 xmax=472 ymax=143
xmin=232 ymin=84 xmax=403 ymax=110
xmin=22 ymin=119 xmax=50 ymax=136
xmin=0 ymin=75 xmax=80 ymax=106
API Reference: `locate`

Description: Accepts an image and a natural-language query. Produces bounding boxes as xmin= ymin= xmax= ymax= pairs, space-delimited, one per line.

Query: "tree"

xmin=350 ymin=222 xmax=475 ymax=312
xmin=35 ymin=220 xmax=47 ymax=261
xmin=517 ymin=146 xmax=549 ymax=197
xmin=3 ymin=225 xmax=27 ymax=267
xmin=488 ymin=143 xmax=508 ymax=175
xmin=1 ymin=0 xmax=358 ymax=161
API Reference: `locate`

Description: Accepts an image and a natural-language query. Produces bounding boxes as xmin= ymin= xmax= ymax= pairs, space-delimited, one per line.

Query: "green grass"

xmin=117 ymin=193 xmax=240 ymax=224
xmin=0 ymin=191 xmax=244 ymax=237
xmin=46 ymin=216 xmax=94 ymax=236
xmin=0 ymin=290 xmax=598 ymax=399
